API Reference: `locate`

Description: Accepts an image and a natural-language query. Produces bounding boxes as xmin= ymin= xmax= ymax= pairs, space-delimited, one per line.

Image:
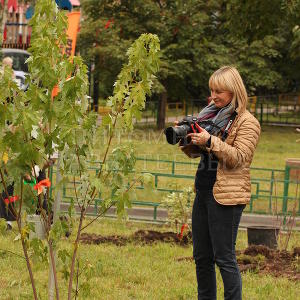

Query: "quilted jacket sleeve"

xmin=207 ymin=115 xmax=261 ymax=169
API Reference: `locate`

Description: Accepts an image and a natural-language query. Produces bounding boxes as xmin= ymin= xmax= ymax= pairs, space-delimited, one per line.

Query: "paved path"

xmin=61 ymin=203 xmax=300 ymax=230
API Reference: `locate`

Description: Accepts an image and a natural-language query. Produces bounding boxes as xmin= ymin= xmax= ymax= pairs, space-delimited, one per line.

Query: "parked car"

xmin=2 ymin=48 xmax=30 ymax=91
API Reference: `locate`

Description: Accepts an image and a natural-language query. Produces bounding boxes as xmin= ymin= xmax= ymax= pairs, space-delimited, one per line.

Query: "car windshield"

xmin=3 ymin=52 xmax=30 ymax=73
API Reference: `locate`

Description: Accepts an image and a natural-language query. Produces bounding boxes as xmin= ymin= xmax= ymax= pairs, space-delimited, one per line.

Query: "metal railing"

xmin=110 ymin=94 xmax=300 ymax=126
xmin=253 ymin=94 xmax=300 ymax=125
xmin=50 ymin=157 xmax=300 ymax=221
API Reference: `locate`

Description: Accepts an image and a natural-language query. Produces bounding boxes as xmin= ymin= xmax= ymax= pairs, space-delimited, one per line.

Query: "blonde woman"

xmin=181 ymin=66 xmax=261 ymax=300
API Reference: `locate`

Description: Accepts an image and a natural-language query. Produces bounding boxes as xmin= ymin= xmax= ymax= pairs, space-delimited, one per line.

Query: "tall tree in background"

xmin=225 ymin=0 xmax=300 ymax=92
xmin=79 ymin=0 xmax=226 ymax=129
xmin=284 ymin=0 xmax=300 ymax=90
xmin=79 ymin=0 xmax=300 ymax=129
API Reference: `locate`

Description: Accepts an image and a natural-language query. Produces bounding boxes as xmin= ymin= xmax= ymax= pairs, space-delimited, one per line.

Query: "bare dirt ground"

xmin=80 ymin=229 xmax=192 ymax=246
xmin=237 ymin=245 xmax=300 ymax=281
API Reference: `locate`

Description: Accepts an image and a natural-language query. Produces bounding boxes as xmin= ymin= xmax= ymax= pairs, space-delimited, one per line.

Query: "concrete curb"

xmin=61 ymin=203 xmax=300 ymax=230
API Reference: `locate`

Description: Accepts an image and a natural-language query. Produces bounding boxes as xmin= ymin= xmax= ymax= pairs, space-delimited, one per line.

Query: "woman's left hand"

xmin=187 ymin=128 xmax=210 ymax=146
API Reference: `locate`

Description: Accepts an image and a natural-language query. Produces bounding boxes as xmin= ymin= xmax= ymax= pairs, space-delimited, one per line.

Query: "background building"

xmin=1 ymin=0 xmax=80 ymax=49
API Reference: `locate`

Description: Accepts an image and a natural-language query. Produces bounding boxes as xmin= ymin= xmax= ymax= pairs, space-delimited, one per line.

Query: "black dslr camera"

xmin=164 ymin=115 xmax=201 ymax=146
xmin=165 ymin=111 xmax=237 ymax=146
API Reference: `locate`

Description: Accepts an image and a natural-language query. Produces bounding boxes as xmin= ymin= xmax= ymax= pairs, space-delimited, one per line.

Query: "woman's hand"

xmin=180 ymin=145 xmax=193 ymax=157
xmin=187 ymin=127 xmax=210 ymax=146
xmin=179 ymin=144 xmax=203 ymax=158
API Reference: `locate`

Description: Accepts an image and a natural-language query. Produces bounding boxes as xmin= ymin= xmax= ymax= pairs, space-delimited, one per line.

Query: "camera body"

xmin=165 ymin=115 xmax=199 ymax=145
xmin=165 ymin=112 xmax=236 ymax=146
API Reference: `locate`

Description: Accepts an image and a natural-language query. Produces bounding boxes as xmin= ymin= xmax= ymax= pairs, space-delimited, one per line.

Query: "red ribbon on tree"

xmin=178 ymin=223 xmax=189 ymax=240
xmin=4 ymin=195 xmax=19 ymax=205
xmin=104 ymin=19 xmax=114 ymax=29
xmin=34 ymin=178 xmax=51 ymax=195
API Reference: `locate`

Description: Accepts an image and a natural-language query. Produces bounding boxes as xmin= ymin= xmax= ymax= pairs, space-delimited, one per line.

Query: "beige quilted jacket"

xmin=206 ymin=109 xmax=261 ymax=205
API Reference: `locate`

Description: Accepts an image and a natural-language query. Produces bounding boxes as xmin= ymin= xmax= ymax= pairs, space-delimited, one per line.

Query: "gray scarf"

xmin=197 ymin=101 xmax=235 ymax=136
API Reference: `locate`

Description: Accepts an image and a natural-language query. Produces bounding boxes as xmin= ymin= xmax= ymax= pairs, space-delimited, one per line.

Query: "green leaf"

xmin=141 ymin=173 xmax=154 ymax=188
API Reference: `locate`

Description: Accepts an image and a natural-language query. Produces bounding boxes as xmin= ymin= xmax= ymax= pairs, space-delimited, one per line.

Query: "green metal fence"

xmin=251 ymin=94 xmax=300 ymax=125
xmin=50 ymin=157 xmax=300 ymax=221
xmin=135 ymin=95 xmax=300 ymax=126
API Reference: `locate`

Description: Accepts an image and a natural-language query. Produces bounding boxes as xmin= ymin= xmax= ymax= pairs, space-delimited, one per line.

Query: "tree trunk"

xmin=93 ymin=76 xmax=99 ymax=112
xmin=157 ymin=91 xmax=167 ymax=130
xmin=92 ymin=55 xmax=100 ymax=112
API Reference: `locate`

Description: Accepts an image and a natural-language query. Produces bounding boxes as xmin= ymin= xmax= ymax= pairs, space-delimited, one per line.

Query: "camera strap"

xmin=221 ymin=111 xmax=237 ymax=141
xmin=197 ymin=120 xmax=222 ymax=131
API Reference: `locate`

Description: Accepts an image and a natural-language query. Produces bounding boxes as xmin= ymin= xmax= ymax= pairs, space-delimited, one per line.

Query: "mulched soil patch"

xmin=237 ymin=245 xmax=300 ymax=281
xmin=176 ymin=245 xmax=300 ymax=281
xmin=80 ymin=230 xmax=192 ymax=246
xmin=80 ymin=233 xmax=128 ymax=246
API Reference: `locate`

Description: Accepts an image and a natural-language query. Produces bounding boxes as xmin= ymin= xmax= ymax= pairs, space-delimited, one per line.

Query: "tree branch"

xmin=48 ymin=240 xmax=60 ymax=300
xmin=73 ymin=176 xmax=82 ymax=210
xmin=81 ymin=175 xmax=142 ymax=231
xmin=90 ymin=114 xmax=118 ymax=199
xmin=67 ymin=209 xmax=85 ymax=300
xmin=0 ymin=248 xmax=26 ymax=260
xmin=75 ymin=259 xmax=79 ymax=300
xmin=16 ymin=218 xmax=39 ymax=300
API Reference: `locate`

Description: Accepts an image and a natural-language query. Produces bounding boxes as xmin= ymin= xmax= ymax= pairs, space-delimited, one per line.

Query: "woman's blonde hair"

xmin=209 ymin=66 xmax=248 ymax=113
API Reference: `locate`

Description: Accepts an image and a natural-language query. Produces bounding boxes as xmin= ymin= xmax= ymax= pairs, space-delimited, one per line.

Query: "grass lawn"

xmin=2 ymin=124 xmax=298 ymax=299
xmin=0 ymin=219 xmax=299 ymax=299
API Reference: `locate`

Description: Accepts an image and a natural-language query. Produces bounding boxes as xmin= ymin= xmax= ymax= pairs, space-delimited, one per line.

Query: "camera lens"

xmin=165 ymin=127 xmax=179 ymax=144
xmin=165 ymin=124 xmax=190 ymax=145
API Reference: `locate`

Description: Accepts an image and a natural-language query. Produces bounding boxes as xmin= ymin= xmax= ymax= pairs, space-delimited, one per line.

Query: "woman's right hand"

xmin=180 ymin=145 xmax=193 ymax=158
xmin=180 ymin=143 xmax=203 ymax=159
